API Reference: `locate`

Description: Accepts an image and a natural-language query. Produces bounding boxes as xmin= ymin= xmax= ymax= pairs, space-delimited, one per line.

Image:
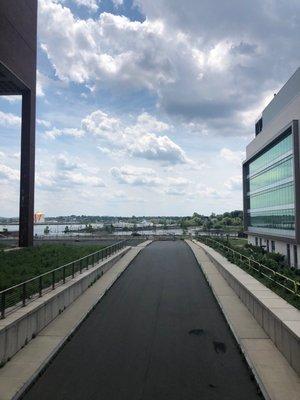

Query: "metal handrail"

xmin=0 ymin=240 xmax=128 ymax=319
xmin=197 ymin=236 xmax=300 ymax=298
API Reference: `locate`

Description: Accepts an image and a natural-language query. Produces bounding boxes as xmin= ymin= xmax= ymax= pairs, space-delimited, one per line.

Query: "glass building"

xmin=243 ymin=68 xmax=300 ymax=268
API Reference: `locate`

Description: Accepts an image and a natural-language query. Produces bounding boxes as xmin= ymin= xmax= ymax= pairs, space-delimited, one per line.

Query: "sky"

xmin=1 ymin=0 xmax=300 ymax=217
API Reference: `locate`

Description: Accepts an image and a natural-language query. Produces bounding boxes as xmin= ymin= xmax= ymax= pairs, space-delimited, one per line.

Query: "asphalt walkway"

xmin=23 ymin=241 xmax=261 ymax=400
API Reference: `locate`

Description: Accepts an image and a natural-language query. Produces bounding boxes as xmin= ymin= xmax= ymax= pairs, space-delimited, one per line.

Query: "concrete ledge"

xmin=192 ymin=240 xmax=300 ymax=376
xmin=0 ymin=247 xmax=130 ymax=366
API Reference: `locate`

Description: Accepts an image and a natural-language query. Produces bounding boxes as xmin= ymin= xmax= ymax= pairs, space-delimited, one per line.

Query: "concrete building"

xmin=243 ymin=68 xmax=300 ymax=268
xmin=0 ymin=1 xmax=38 ymax=246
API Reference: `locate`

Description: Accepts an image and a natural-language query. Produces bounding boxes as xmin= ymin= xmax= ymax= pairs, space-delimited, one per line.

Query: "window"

xmin=255 ymin=237 xmax=258 ymax=246
xmin=247 ymin=130 xmax=295 ymax=234
xmin=287 ymin=244 xmax=291 ymax=266
xmin=294 ymin=245 xmax=298 ymax=269
xmin=255 ymin=118 xmax=263 ymax=136
xmin=266 ymin=240 xmax=269 ymax=252
xmin=259 ymin=238 xmax=262 ymax=247
xmin=249 ymin=208 xmax=295 ymax=231
xmin=271 ymin=240 xmax=275 ymax=252
xmin=249 ymin=131 xmax=293 ymax=176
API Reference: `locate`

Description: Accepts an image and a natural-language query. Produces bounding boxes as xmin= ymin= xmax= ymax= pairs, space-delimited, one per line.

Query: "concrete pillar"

xmin=19 ymin=90 xmax=36 ymax=247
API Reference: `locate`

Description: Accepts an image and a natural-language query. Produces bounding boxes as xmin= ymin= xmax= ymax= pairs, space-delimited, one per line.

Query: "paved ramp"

xmin=23 ymin=241 xmax=261 ymax=400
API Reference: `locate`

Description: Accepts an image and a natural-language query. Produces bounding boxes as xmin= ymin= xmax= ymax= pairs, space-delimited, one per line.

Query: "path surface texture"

xmin=23 ymin=241 xmax=261 ymax=400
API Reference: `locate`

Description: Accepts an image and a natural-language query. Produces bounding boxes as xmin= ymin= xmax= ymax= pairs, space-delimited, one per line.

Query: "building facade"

xmin=0 ymin=1 xmax=38 ymax=246
xmin=243 ymin=68 xmax=300 ymax=268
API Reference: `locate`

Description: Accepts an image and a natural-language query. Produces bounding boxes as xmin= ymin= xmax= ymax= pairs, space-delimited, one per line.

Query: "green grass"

xmin=228 ymin=238 xmax=248 ymax=247
xmin=0 ymin=244 xmax=104 ymax=291
xmin=0 ymin=243 xmax=11 ymax=250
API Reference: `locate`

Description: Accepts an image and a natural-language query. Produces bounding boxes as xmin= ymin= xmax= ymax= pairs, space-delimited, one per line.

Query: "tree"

xmin=85 ymin=224 xmax=94 ymax=233
xmin=44 ymin=226 xmax=50 ymax=235
xmin=203 ymin=220 xmax=213 ymax=231
xmin=64 ymin=226 xmax=70 ymax=234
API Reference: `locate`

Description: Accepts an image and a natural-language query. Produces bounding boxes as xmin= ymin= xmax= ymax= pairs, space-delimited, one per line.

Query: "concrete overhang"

xmin=0 ymin=62 xmax=27 ymax=95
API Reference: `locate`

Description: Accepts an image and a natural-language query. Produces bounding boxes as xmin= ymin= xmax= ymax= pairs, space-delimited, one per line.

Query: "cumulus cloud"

xmin=110 ymin=165 xmax=162 ymax=186
xmin=38 ymin=0 xmax=300 ymax=137
xmin=52 ymin=109 xmax=191 ymax=165
xmin=110 ymin=165 xmax=192 ymax=198
xmin=220 ymin=147 xmax=245 ymax=165
xmin=72 ymin=0 xmax=99 ymax=11
xmin=1 ymin=95 xmax=21 ymax=103
xmin=0 ymin=111 xmax=21 ymax=127
xmin=224 ymin=175 xmax=242 ymax=191
xmin=36 ymin=153 xmax=105 ymax=191
xmin=37 ymin=118 xmax=52 ymax=128
xmin=164 ymin=177 xmax=190 ymax=196
xmin=0 ymin=164 xmax=19 ymax=182
xmin=45 ymin=127 xmax=85 ymax=139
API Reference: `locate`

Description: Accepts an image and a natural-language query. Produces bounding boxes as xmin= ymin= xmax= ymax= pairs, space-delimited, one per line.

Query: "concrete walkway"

xmin=0 ymin=241 xmax=151 ymax=400
xmin=22 ymin=241 xmax=260 ymax=400
xmin=186 ymin=240 xmax=300 ymax=400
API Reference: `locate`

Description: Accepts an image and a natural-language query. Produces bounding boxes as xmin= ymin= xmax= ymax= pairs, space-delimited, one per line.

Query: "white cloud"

xmin=0 ymin=164 xmax=19 ymax=182
xmin=38 ymin=0 xmax=300 ymax=139
xmin=197 ymin=186 xmax=222 ymax=199
xmin=72 ymin=0 xmax=99 ymax=11
xmin=37 ymin=118 xmax=52 ymax=128
xmin=61 ymin=171 xmax=105 ymax=187
xmin=82 ymin=110 xmax=190 ymax=164
xmin=56 ymin=109 xmax=191 ymax=165
xmin=220 ymin=147 xmax=245 ymax=166
xmin=82 ymin=110 xmax=120 ymax=139
xmin=129 ymin=133 xmax=189 ymax=164
xmin=112 ymin=0 xmax=123 ymax=5
xmin=36 ymin=70 xmax=46 ymax=97
xmin=110 ymin=165 xmax=162 ymax=186
xmin=36 ymin=152 xmax=106 ymax=191
xmin=45 ymin=127 xmax=85 ymax=139
xmin=224 ymin=175 xmax=242 ymax=191
xmin=0 ymin=111 xmax=21 ymax=127
xmin=56 ymin=154 xmax=79 ymax=170
xmin=1 ymin=95 xmax=21 ymax=103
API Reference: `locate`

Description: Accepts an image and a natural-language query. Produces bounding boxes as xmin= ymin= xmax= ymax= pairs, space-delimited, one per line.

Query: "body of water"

xmin=0 ymin=223 xmax=104 ymax=236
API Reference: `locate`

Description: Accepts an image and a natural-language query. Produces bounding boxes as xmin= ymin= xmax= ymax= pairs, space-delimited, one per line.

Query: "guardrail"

xmin=197 ymin=236 xmax=300 ymax=298
xmin=0 ymin=240 xmax=127 ymax=319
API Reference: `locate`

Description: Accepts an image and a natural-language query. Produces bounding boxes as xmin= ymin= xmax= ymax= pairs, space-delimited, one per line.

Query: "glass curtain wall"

xmin=247 ymin=129 xmax=295 ymax=232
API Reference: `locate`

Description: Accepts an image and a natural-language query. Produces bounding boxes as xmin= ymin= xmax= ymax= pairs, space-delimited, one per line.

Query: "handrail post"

xmin=1 ymin=291 xmax=6 ymax=319
xmin=52 ymin=271 xmax=55 ymax=290
xmin=22 ymin=283 xmax=26 ymax=307
xmin=80 ymin=259 xmax=82 ymax=274
xmin=63 ymin=266 xmax=66 ymax=284
xmin=39 ymin=276 xmax=42 ymax=297
xmin=72 ymin=262 xmax=75 ymax=278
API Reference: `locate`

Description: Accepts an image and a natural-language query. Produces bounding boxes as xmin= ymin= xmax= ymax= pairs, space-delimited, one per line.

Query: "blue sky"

xmin=1 ymin=0 xmax=300 ymax=217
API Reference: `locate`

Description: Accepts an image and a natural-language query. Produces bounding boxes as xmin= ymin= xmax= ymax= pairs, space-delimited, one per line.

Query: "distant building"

xmin=34 ymin=212 xmax=45 ymax=224
xmin=243 ymin=68 xmax=300 ymax=268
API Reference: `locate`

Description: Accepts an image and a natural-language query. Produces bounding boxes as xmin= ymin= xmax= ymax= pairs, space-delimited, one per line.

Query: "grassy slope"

xmin=0 ymin=244 xmax=104 ymax=291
